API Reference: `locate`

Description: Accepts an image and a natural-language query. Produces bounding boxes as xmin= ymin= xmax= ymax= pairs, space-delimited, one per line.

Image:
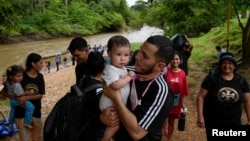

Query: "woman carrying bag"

xmin=162 ymin=51 xmax=189 ymax=141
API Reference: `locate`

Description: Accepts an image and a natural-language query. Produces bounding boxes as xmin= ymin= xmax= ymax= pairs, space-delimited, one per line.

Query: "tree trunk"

xmin=232 ymin=3 xmax=250 ymax=60
xmin=242 ymin=17 xmax=250 ymax=60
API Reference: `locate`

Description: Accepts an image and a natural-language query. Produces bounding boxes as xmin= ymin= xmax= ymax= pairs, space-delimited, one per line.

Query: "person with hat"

xmin=196 ymin=52 xmax=250 ymax=141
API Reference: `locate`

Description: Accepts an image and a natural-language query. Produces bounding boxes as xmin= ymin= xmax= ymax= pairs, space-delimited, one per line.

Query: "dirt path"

xmin=170 ymin=61 xmax=207 ymax=141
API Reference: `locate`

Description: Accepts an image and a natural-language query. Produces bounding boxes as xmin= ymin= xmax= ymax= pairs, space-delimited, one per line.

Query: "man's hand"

xmin=100 ymin=107 xmax=120 ymax=127
xmin=102 ymin=80 xmax=121 ymax=101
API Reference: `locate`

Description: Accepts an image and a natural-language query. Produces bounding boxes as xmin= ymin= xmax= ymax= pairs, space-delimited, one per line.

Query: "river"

xmin=0 ymin=25 xmax=163 ymax=76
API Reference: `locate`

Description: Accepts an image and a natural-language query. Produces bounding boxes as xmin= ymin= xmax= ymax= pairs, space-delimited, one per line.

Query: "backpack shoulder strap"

xmin=234 ymin=73 xmax=246 ymax=90
xmin=71 ymin=83 xmax=102 ymax=97
xmin=82 ymin=83 xmax=102 ymax=94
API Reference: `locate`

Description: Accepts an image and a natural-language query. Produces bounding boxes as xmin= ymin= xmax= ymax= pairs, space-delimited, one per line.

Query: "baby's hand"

xmin=128 ymin=71 xmax=135 ymax=79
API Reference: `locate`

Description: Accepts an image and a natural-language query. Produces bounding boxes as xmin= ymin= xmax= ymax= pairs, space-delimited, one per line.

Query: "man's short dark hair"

xmin=68 ymin=37 xmax=88 ymax=52
xmin=146 ymin=35 xmax=175 ymax=65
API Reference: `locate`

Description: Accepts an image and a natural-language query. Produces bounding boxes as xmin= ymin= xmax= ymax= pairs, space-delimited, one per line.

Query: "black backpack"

xmin=43 ymin=76 xmax=102 ymax=141
xmin=170 ymin=33 xmax=188 ymax=51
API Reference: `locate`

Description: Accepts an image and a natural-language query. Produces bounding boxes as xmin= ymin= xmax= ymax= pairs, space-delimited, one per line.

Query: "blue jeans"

xmin=9 ymin=99 xmax=34 ymax=125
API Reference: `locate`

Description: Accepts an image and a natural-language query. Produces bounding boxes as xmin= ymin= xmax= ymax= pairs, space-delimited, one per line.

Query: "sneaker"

xmin=24 ymin=124 xmax=33 ymax=129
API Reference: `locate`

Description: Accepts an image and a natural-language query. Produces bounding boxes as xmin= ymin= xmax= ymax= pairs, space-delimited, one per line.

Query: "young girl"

xmin=4 ymin=65 xmax=34 ymax=129
xmin=99 ymin=35 xmax=135 ymax=141
xmin=162 ymin=51 xmax=189 ymax=141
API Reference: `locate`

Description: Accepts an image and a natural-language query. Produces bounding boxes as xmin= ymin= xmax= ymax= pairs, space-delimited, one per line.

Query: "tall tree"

xmin=232 ymin=2 xmax=250 ymax=60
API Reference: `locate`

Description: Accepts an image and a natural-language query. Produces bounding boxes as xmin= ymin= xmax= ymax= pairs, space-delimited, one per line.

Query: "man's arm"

xmin=102 ymin=82 xmax=148 ymax=140
xmin=113 ymin=94 xmax=148 ymax=140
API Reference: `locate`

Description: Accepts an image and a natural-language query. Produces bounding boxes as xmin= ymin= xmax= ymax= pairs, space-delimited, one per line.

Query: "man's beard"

xmin=136 ymin=64 xmax=155 ymax=75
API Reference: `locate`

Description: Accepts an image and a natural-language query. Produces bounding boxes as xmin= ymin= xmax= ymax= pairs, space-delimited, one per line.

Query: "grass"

xmin=189 ymin=18 xmax=247 ymax=72
xmin=0 ymin=97 xmax=9 ymax=106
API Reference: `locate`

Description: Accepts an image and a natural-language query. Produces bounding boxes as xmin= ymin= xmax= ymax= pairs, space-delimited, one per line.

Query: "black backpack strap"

xmin=234 ymin=73 xmax=247 ymax=90
xmin=71 ymin=75 xmax=102 ymax=97
xmin=78 ymin=75 xmax=87 ymax=87
xmin=71 ymin=83 xmax=102 ymax=97
xmin=82 ymin=83 xmax=102 ymax=94
xmin=71 ymin=84 xmax=83 ymax=97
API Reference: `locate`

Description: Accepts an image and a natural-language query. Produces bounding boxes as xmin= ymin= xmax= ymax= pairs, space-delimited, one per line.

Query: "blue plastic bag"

xmin=0 ymin=112 xmax=18 ymax=139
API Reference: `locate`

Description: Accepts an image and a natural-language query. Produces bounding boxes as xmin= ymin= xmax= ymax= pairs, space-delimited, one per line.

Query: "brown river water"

xmin=0 ymin=25 xmax=163 ymax=76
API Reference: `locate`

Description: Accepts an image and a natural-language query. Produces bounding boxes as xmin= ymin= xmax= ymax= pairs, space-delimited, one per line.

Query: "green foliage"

xmin=0 ymin=0 xmax=20 ymax=35
xmin=130 ymin=42 xmax=142 ymax=51
xmin=127 ymin=11 xmax=144 ymax=29
xmin=143 ymin=6 xmax=165 ymax=28
xmin=0 ymin=0 xmax=134 ymax=38
xmin=18 ymin=26 xmax=40 ymax=35
xmin=0 ymin=99 xmax=9 ymax=107
xmin=97 ymin=0 xmax=131 ymax=27
xmin=68 ymin=2 xmax=102 ymax=34
xmin=189 ymin=18 xmax=247 ymax=72
xmin=139 ymin=0 xmax=249 ymax=38
xmin=108 ymin=13 xmax=126 ymax=28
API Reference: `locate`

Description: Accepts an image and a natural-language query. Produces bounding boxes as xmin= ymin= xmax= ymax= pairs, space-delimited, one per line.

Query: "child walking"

xmin=4 ymin=65 xmax=34 ymax=129
xmin=99 ymin=35 xmax=135 ymax=141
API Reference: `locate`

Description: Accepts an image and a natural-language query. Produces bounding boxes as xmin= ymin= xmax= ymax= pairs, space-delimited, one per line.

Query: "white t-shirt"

xmin=99 ymin=65 xmax=130 ymax=111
